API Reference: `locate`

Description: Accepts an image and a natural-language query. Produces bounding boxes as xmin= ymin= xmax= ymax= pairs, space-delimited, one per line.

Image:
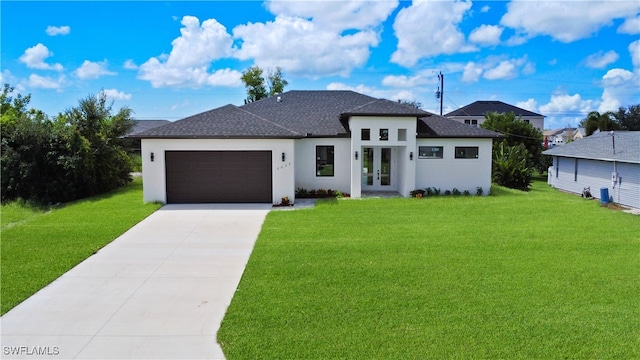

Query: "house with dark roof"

xmin=125 ymin=120 xmax=171 ymax=152
xmin=134 ymin=90 xmax=500 ymax=204
xmin=544 ymin=131 xmax=640 ymax=209
xmin=446 ymin=100 xmax=544 ymax=131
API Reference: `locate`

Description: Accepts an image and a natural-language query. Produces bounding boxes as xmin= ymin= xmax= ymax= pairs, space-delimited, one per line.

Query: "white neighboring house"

xmin=544 ymin=131 xmax=640 ymax=209
xmin=133 ymin=90 xmax=500 ymax=204
xmin=445 ymin=100 xmax=544 ymax=131
xmin=543 ymin=128 xmax=577 ymax=147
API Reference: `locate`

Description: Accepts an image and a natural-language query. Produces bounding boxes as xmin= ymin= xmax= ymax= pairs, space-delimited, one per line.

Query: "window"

xmin=316 ymin=146 xmax=334 ymax=177
xmin=455 ymin=147 xmax=479 ymax=159
xmin=418 ymin=146 xmax=443 ymax=159
xmin=471 ymin=119 xmax=478 ymax=127
xmin=524 ymin=119 xmax=530 ymax=124
xmin=379 ymin=129 xmax=389 ymax=141
xmin=398 ymin=129 xmax=407 ymax=141
xmin=464 ymin=119 xmax=471 ymax=124
xmin=361 ymin=128 xmax=370 ymax=141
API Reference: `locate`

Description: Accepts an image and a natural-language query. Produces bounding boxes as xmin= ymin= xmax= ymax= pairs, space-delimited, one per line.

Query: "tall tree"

xmin=241 ymin=65 xmax=288 ymax=103
xmin=611 ymin=104 xmax=640 ymax=131
xmin=241 ymin=66 xmax=268 ymax=103
xmin=579 ymin=111 xmax=620 ymax=136
xmin=1 ymin=85 xmax=135 ymax=204
xmin=481 ymin=112 xmax=544 ymax=169
xmin=267 ymin=66 xmax=288 ymax=96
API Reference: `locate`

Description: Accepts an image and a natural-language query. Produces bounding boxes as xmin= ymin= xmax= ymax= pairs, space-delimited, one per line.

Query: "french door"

xmin=362 ymin=147 xmax=394 ymax=190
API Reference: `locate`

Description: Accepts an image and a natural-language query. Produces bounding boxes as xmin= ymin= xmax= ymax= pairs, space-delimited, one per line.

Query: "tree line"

xmin=1 ymin=84 xmax=135 ymax=205
xmin=578 ymin=106 xmax=640 ymax=135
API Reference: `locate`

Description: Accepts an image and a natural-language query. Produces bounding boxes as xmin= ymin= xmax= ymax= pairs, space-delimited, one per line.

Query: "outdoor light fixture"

xmin=355 ymin=151 xmax=358 ymax=160
xmin=150 ymin=152 xmax=154 ymax=162
xmin=282 ymin=152 xmax=286 ymax=162
xmin=410 ymin=152 xmax=413 ymax=161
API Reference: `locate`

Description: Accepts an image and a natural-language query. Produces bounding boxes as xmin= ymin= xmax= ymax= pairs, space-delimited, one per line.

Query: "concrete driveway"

xmin=1 ymin=204 xmax=271 ymax=359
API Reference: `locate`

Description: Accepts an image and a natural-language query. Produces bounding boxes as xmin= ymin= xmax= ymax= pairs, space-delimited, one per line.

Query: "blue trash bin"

xmin=600 ymin=188 xmax=610 ymax=204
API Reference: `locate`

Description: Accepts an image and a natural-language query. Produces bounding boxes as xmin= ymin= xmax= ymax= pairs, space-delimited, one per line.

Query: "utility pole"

xmin=435 ymin=71 xmax=444 ymax=116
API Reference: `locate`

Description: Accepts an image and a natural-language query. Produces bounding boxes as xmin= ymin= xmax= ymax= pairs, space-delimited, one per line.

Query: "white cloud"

xmin=540 ymin=92 xmax=595 ymax=116
xmin=469 ymin=25 xmax=503 ymax=46
xmin=265 ymin=0 xmax=398 ymax=33
xmin=583 ymin=50 xmax=619 ymax=69
xmin=391 ymin=0 xmax=476 ymax=67
xmin=598 ymin=68 xmax=637 ymax=112
xmin=618 ymin=15 xmax=640 ymax=34
xmin=480 ymin=5 xmax=490 ymax=13
xmin=138 ymin=16 xmax=240 ymax=88
xmin=516 ymin=98 xmax=539 ymax=113
xmin=123 ymin=59 xmax=138 ymax=70
xmin=103 ymin=89 xmax=132 ymax=101
xmin=461 ymin=56 xmax=534 ymax=82
xmin=75 ymin=60 xmax=116 ymax=80
xmin=234 ymin=1 xmax=393 ymax=78
xmin=461 ymin=62 xmax=483 ymax=83
xmin=46 ymin=25 xmax=70 ymax=36
xmin=28 ymin=74 xmax=64 ymax=89
xmin=501 ymin=1 xmax=640 ymax=43
xmin=630 ymin=39 xmax=640 ymax=71
xmin=382 ymin=72 xmax=435 ymax=87
xmin=19 ymin=43 xmax=64 ymax=71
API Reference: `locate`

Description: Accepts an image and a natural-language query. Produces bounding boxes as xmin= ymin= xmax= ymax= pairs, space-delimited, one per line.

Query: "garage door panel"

xmin=165 ymin=151 xmax=272 ymax=203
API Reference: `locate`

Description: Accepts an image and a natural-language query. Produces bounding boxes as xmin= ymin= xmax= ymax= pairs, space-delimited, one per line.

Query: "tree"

xmin=579 ymin=111 xmax=620 ymax=136
xmin=59 ymin=92 xmax=135 ymax=197
xmin=611 ymin=104 xmax=640 ymax=131
xmin=492 ymin=141 xmax=532 ymax=191
xmin=241 ymin=65 xmax=288 ymax=103
xmin=398 ymin=99 xmax=423 ymax=109
xmin=241 ymin=66 xmax=267 ymax=102
xmin=481 ymin=111 xmax=544 ymax=171
xmin=1 ymin=85 xmax=135 ymax=204
xmin=267 ymin=67 xmax=288 ymax=96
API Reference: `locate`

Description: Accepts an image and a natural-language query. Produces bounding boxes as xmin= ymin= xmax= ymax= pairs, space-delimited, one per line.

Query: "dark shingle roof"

xmin=133 ymin=90 xmax=501 ymax=139
xmin=418 ymin=114 xmax=501 ymax=138
xmin=543 ymin=131 xmax=640 ymax=164
xmin=445 ymin=100 xmax=543 ymax=117
xmin=341 ymin=98 xmax=431 ymax=117
xmin=128 ymin=120 xmax=170 ymax=135
xmin=135 ymin=104 xmax=300 ymax=138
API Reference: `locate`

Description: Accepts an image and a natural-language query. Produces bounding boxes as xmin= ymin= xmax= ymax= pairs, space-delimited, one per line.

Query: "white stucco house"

xmin=544 ymin=131 xmax=640 ymax=209
xmin=446 ymin=100 xmax=544 ymax=131
xmin=134 ymin=90 xmax=500 ymax=204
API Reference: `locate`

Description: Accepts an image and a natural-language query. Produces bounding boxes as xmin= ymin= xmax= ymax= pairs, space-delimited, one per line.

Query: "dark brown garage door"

xmin=165 ymin=151 xmax=272 ymax=203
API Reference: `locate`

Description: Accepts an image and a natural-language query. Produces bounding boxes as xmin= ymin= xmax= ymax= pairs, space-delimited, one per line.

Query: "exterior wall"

xmin=348 ymin=116 xmax=417 ymax=198
xmin=141 ymin=138 xmax=295 ymax=204
xmin=415 ymin=138 xmax=493 ymax=195
xmin=549 ymin=156 xmax=640 ymax=209
xmin=448 ymin=115 xmax=544 ymax=131
xmin=294 ymin=138 xmax=351 ymax=194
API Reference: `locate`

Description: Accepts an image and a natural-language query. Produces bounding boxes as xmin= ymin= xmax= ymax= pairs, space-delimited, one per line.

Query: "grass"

xmin=218 ymin=179 xmax=640 ymax=359
xmin=0 ymin=178 xmax=161 ymax=315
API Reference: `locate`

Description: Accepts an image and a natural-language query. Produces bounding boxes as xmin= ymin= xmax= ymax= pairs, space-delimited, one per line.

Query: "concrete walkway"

xmin=1 ymin=204 xmax=271 ymax=359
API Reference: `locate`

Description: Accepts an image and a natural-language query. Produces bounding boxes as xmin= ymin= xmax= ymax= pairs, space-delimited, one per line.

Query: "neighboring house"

xmin=126 ymin=120 xmax=170 ymax=153
xmin=544 ymin=131 xmax=640 ymax=209
xmin=544 ymin=128 xmax=577 ymax=147
xmin=573 ymin=127 xmax=586 ymax=141
xmin=445 ymin=100 xmax=545 ymax=131
xmin=133 ymin=90 xmax=500 ymax=204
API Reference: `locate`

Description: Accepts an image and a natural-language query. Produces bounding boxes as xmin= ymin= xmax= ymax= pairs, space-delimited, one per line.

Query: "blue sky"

xmin=2 ymin=0 xmax=639 ymax=129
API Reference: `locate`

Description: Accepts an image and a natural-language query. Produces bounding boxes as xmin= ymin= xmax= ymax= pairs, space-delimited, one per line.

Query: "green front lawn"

xmin=218 ymin=180 xmax=640 ymax=359
xmin=0 ymin=179 xmax=161 ymax=315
